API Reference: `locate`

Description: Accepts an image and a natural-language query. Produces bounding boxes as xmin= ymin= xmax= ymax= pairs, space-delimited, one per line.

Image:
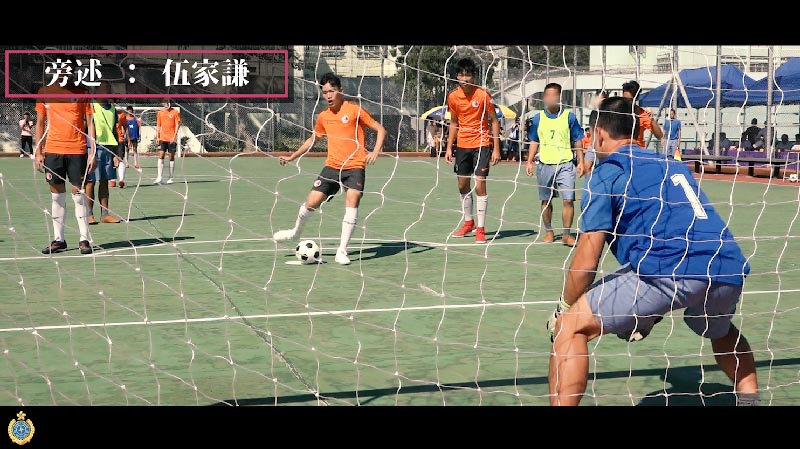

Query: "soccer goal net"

xmin=1 ymin=45 xmax=799 ymax=406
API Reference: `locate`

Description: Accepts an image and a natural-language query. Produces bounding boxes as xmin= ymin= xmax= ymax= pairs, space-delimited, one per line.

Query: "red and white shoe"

xmin=475 ymin=227 xmax=487 ymax=244
xmin=451 ymin=220 xmax=476 ymax=238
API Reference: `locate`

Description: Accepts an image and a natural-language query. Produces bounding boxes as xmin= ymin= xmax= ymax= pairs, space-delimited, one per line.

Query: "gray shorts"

xmin=664 ymin=139 xmax=679 ymax=154
xmin=537 ymin=161 xmax=576 ymax=201
xmin=585 ymin=264 xmax=741 ymax=339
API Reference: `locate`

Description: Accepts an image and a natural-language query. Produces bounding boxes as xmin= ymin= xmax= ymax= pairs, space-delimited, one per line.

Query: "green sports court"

xmin=1 ymin=155 xmax=798 ymax=406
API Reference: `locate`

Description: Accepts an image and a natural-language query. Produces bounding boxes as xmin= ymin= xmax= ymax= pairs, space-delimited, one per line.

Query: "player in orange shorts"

xmin=273 ymin=72 xmax=386 ymax=265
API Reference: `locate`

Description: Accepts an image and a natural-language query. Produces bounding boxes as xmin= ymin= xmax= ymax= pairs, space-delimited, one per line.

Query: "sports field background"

xmin=1 ymin=155 xmax=798 ymax=406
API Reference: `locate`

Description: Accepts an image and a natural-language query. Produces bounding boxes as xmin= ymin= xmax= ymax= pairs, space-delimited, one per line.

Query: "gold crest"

xmin=8 ymin=411 xmax=34 ymax=445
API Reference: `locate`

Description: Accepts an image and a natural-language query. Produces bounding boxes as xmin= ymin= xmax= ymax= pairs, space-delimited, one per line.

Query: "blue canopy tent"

xmin=639 ymin=65 xmax=757 ymax=108
xmin=724 ymin=57 xmax=800 ymax=105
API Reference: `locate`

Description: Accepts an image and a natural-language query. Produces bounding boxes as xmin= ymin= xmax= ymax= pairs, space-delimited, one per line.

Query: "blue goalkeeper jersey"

xmin=579 ymin=144 xmax=750 ymax=285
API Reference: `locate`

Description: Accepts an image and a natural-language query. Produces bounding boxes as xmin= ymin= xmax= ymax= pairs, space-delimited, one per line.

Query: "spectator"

xmin=793 ymin=134 xmax=800 ymax=151
xmin=708 ymin=132 xmax=733 ymax=152
xmin=776 ymin=134 xmax=793 ymax=152
xmin=755 ymin=121 xmax=775 ymax=151
xmin=744 ymin=118 xmax=760 ymax=146
xmin=506 ymin=117 xmax=521 ymax=161
xmin=426 ymin=121 xmax=437 ymax=157
xmin=739 ymin=132 xmax=753 ymax=151
xmin=661 ymin=108 xmax=681 ymax=157
xmin=19 ymin=111 xmax=34 ymax=158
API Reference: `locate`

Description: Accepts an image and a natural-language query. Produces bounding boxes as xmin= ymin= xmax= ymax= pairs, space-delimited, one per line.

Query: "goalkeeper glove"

xmin=546 ymin=297 xmax=571 ymax=343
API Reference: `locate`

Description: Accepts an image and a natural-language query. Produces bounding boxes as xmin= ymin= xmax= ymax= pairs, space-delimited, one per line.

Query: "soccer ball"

xmin=295 ymin=240 xmax=321 ymax=264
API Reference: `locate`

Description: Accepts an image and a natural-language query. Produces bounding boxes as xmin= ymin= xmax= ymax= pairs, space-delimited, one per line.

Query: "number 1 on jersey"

xmin=671 ymin=173 xmax=708 ymax=219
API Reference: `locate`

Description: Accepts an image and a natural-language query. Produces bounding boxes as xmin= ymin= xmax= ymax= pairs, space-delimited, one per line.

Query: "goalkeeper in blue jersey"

xmin=547 ymin=97 xmax=759 ymax=406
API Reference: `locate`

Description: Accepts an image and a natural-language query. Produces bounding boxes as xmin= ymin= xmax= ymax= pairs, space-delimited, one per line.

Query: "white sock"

xmin=132 ymin=149 xmax=139 ymax=166
xmin=338 ymin=207 xmax=358 ymax=253
xmin=169 ymin=160 xmax=175 ymax=178
xmin=51 ymin=192 xmax=66 ymax=242
xmin=157 ymin=158 xmax=164 ymax=179
xmin=72 ymin=193 xmax=91 ymax=242
xmin=460 ymin=192 xmax=473 ymax=222
xmin=476 ymin=195 xmax=488 ymax=228
xmin=118 ymin=161 xmax=126 ymax=182
xmin=294 ymin=203 xmax=313 ymax=234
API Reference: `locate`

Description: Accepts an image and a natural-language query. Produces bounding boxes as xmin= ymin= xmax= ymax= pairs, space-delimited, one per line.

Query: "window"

xmin=320 ymin=46 xmax=345 ymax=58
xmin=355 ymin=46 xmax=382 ymax=60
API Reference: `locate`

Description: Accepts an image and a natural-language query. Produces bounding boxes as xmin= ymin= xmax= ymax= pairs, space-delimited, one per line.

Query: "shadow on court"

xmin=98 ymin=236 xmax=195 ymax=250
xmin=357 ymin=241 xmax=435 ymax=261
xmin=211 ymin=357 xmax=800 ymax=406
xmin=126 ymin=213 xmax=195 ymax=222
xmin=133 ymin=180 xmax=223 ymax=187
xmin=491 ymin=229 xmax=537 ymax=239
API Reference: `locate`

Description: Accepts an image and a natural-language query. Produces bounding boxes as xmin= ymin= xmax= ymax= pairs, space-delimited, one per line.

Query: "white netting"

xmin=0 ymin=45 xmax=799 ymax=406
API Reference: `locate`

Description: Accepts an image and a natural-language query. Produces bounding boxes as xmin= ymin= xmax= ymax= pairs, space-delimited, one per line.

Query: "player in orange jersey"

xmin=444 ymin=58 xmax=501 ymax=244
xmin=621 ymin=80 xmax=663 ymax=148
xmin=273 ymin=72 xmax=386 ymax=265
xmin=34 ymin=79 xmax=98 ymax=255
xmin=154 ymin=99 xmax=181 ymax=184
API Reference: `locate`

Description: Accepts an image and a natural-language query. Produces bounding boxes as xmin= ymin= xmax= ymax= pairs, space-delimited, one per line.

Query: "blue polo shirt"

xmin=663 ymin=118 xmax=681 ymax=141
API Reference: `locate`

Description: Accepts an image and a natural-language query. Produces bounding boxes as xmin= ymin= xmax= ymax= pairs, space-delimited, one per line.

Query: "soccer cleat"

xmin=101 ymin=215 xmax=121 ymax=224
xmin=272 ymin=229 xmax=297 ymax=241
xmin=334 ymin=249 xmax=351 ymax=265
xmin=19 ymin=154 xmax=25 ymax=158
xmin=166 ymin=178 xmax=174 ymax=185
xmin=79 ymin=240 xmax=93 ymax=255
xmin=42 ymin=240 xmax=67 ymax=254
xmin=475 ymin=227 xmax=487 ymax=244
xmin=543 ymin=231 xmax=555 ymax=243
xmin=109 ymin=180 xmax=116 ymax=188
xmin=451 ymin=220 xmax=476 ymax=238
xmin=88 ymin=215 xmax=98 ymax=225
xmin=118 ymin=180 xmax=125 ymax=189
xmin=153 ymin=177 xmax=162 ymax=185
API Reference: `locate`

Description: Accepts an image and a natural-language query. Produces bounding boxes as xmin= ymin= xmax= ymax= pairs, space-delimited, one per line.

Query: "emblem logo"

xmin=45 ymin=172 xmax=52 ymax=181
xmin=8 ymin=411 xmax=34 ymax=445
xmin=313 ymin=179 xmax=322 ymax=187
xmin=341 ymin=115 xmax=349 ymax=124
xmin=471 ymin=100 xmax=479 ymax=108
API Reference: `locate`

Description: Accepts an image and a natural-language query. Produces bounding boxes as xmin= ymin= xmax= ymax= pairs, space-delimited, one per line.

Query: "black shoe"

xmin=42 ymin=240 xmax=67 ymax=254
xmin=79 ymin=240 xmax=94 ymax=255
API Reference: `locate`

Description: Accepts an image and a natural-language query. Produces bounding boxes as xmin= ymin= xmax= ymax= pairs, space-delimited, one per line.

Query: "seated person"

xmin=739 ymin=132 xmax=753 ymax=151
xmin=708 ymin=132 xmax=733 ymax=152
xmin=793 ymin=133 xmax=800 ymax=151
xmin=776 ymin=134 xmax=793 ymax=152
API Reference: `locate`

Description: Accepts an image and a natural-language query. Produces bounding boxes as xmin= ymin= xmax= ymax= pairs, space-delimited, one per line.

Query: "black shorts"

xmin=43 ymin=153 xmax=88 ymax=187
xmin=454 ymin=146 xmax=492 ymax=177
xmin=159 ymin=141 xmax=177 ymax=153
xmin=116 ymin=142 xmax=127 ymax=158
xmin=312 ymin=166 xmax=365 ymax=197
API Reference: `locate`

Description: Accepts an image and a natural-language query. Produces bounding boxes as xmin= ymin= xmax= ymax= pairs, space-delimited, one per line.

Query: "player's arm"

xmin=570 ymin=112 xmax=585 ymax=176
xmin=34 ymin=108 xmax=46 ymax=171
xmin=364 ymin=121 xmax=386 ymax=165
xmin=562 ymin=231 xmax=606 ymax=306
xmin=279 ymin=135 xmax=317 ymax=165
xmin=648 ymin=113 xmax=664 ymax=140
xmin=525 ymin=117 xmax=540 ymax=177
xmin=86 ymin=113 xmax=97 ymax=172
xmin=156 ymin=113 xmax=161 ymax=142
xmin=173 ymin=114 xmax=181 ymax=144
xmin=445 ymin=114 xmax=458 ymax=163
xmin=488 ymin=105 xmax=501 ymax=165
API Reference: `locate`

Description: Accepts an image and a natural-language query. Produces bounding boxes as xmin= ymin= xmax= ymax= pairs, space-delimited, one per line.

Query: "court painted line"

xmin=0 ymin=300 xmax=556 ymax=333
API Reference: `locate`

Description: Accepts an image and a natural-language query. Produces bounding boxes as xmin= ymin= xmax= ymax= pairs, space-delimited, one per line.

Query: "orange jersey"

xmin=447 ymin=86 xmax=494 ymax=149
xmin=635 ymin=106 xmax=653 ymax=147
xmin=581 ymin=134 xmax=592 ymax=149
xmin=34 ymin=85 xmax=93 ymax=155
xmin=314 ymin=101 xmax=377 ymax=170
xmin=116 ymin=110 xmax=128 ymax=141
xmin=157 ymin=108 xmax=181 ymax=142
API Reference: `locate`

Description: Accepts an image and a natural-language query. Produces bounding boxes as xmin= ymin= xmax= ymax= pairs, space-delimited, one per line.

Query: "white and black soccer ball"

xmin=295 ymin=240 xmax=321 ymax=264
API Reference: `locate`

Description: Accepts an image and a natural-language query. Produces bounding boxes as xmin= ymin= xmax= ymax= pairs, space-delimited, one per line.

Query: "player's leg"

xmin=683 ymin=282 xmax=759 ymax=405
xmin=273 ymin=167 xmax=338 ymax=241
xmin=452 ymin=148 xmax=476 ymax=238
xmin=473 ymin=146 xmax=492 ymax=244
xmin=84 ymin=175 xmax=97 ymax=226
xmin=116 ymin=142 xmax=127 ymax=188
xmin=537 ymin=163 xmax=557 ymax=243
xmin=335 ymin=170 xmax=365 ymax=265
xmin=166 ymin=143 xmax=177 ymax=183
xmin=98 ymin=149 xmax=120 ymax=224
xmin=41 ymin=154 xmax=70 ymax=254
xmin=65 ymin=154 xmax=94 ymax=254
xmin=130 ymin=140 xmax=140 ymax=169
xmin=155 ymin=142 xmax=167 ymax=183
xmin=556 ymin=163 xmax=577 ymax=246
xmin=549 ymin=294 xmax=602 ymax=406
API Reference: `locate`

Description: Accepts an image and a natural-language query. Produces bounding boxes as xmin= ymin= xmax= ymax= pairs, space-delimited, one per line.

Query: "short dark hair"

xmin=621 ymin=80 xmax=641 ymax=97
xmin=455 ymin=58 xmax=477 ymax=77
xmin=584 ymin=127 xmax=590 ymax=132
xmin=596 ymin=96 xmax=639 ymax=140
xmin=23 ymin=111 xmax=29 ymax=116
xmin=319 ymin=72 xmax=342 ymax=89
xmin=588 ymin=109 xmax=599 ymax=130
xmin=544 ymin=83 xmax=562 ymax=94
xmin=751 ymin=118 xmax=758 ymax=125
xmin=126 ymin=106 xmax=134 ymax=112
xmin=597 ymin=90 xmax=609 ymax=98
xmin=670 ymin=108 xmax=676 ymax=113
xmin=720 ymin=132 xmax=727 ymax=139
xmin=782 ymin=133 xmax=789 ymax=140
